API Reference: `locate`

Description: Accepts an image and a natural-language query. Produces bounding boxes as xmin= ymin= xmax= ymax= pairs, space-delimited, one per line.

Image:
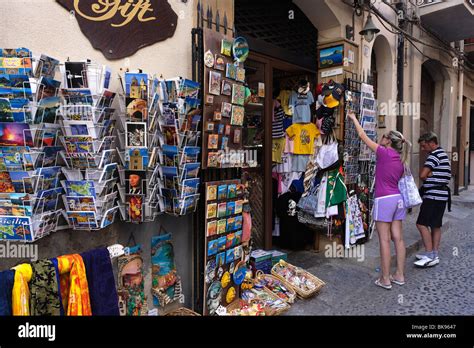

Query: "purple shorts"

xmin=373 ymin=194 xmax=406 ymax=222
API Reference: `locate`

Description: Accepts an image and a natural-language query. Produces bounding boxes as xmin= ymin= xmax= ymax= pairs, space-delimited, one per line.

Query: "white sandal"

xmin=375 ymin=278 xmax=392 ymax=290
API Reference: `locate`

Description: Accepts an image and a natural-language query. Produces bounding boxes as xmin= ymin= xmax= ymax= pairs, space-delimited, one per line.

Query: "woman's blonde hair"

xmin=386 ymin=130 xmax=411 ymax=164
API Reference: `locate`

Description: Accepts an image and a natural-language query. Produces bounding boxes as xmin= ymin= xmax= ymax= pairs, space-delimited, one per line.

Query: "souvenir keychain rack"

xmin=115 ymin=73 xmax=202 ymax=223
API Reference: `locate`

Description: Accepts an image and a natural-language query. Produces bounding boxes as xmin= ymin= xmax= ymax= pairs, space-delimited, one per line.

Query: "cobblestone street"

xmin=285 ymin=191 xmax=474 ymax=316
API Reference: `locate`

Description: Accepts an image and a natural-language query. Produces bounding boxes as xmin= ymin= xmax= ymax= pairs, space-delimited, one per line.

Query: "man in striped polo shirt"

xmin=415 ymin=132 xmax=452 ymax=267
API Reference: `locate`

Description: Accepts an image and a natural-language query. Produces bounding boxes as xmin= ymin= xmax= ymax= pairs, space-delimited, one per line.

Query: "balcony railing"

xmin=418 ymin=0 xmax=443 ymax=7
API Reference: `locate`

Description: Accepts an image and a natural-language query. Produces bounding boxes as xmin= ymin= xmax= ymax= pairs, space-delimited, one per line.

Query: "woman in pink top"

xmin=348 ymin=112 xmax=411 ymax=290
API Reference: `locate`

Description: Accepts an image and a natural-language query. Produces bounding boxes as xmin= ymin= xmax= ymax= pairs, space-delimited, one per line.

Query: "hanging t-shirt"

xmin=272 ymin=137 xmax=286 ymax=163
xmin=291 ymin=155 xmax=310 ymax=172
xmin=272 ymin=105 xmax=285 ymax=138
xmin=275 ymin=153 xmax=292 ymax=173
xmin=284 ymin=133 xmax=294 ymax=154
xmin=286 ymin=123 xmax=320 ymax=155
xmin=277 ymin=90 xmax=293 ymax=116
xmin=289 ymin=91 xmax=314 ymax=123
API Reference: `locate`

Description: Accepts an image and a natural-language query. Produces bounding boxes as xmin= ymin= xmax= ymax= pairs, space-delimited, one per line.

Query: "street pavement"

xmin=283 ymin=189 xmax=474 ymax=315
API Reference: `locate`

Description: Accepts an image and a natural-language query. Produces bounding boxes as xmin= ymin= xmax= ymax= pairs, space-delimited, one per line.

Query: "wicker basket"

xmin=271 ymin=260 xmax=326 ymax=299
xmin=254 ymin=271 xmax=296 ymax=304
xmin=225 ymin=299 xmax=276 ymax=316
xmin=249 ymin=287 xmax=291 ymax=316
xmin=164 ymin=307 xmax=201 ymax=316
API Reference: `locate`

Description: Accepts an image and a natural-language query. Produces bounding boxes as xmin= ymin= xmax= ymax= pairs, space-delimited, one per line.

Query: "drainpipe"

xmin=454 ymin=40 xmax=464 ymax=195
xmin=395 ymin=1 xmax=406 ymax=133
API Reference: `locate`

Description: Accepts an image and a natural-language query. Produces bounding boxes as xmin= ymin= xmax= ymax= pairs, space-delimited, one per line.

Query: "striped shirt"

xmin=422 ymin=147 xmax=451 ymax=201
xmin=272 ymin=105 xmax=285 ymax=138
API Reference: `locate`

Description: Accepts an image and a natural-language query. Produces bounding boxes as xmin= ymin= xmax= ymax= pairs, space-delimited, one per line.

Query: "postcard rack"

xmin=115 ymin=73 xmax=203 ymax=222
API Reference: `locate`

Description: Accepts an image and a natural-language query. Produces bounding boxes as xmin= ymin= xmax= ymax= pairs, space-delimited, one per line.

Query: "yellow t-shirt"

xmin=277 ymin=90 xmax=293 ymax=116
xmin=286 ymin=123 xmax=320 ymax=155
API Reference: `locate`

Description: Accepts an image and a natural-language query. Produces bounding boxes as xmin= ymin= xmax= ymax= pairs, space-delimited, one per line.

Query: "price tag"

xmin=148 ymin=308 xmax=158 ymax=316
xmin=215 ymin=305 xmax=227 ymax=316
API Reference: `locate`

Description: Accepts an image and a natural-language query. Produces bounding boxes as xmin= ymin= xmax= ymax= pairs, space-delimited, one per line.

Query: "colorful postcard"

xmin=179 ymin=79 xmax=200 ymax=99
xmin=0 ymin=122 xmax=33 ymax=147
xmin=99 ymin=163 xmax=117 ymax=183
xmin=319 ymin=45 xmax=344 ymax=69
xmin=208 ymin=134 xmax=219 ymax=150
xmin=226 ymin=201 xmax=236 ymax=216
xmin=181 ymin=146 xmax=200 ymax=164
xmin=161 ymin=125 xmax=178 ymax=146
xmin=227 ymin=184 xmax=237 ymax=199
xmin=221 ymin=80 xmax=232 ymax=96
xmin=221 ymin=136 xmax=229 ymax=150
xmin=216 ymin=252 xmax=225 ymax=267
xmin=61 ymin=88 xmax=93 ymax=105
xmin=36 ymin=166 xmax=61 ymax=191
xmin=126 ymin=97 xmax=148 ymax=121
xmin=0 ymin=215 xmax=32 ymax=241
xmin=40 ymin=146 xmax=62 ymax=167
xmin=96 ymin=89 xmax=116 ymax=109
xmin=125 ymin=170 xmax=146 ymax=195
xmin=207 ymin=185 xmax=217 ymax=201
xmin=217 ymin=124 xmax=224 ymax=135
xmin=235 ymin=230 xmax=242 ymax=245
xmin=0 ymin=98 xmax=13 ymax=122
xmin=98 ymin=149 xmax=115 ymax=169
xmin=100 ymin=206 xmax=119 ymax=228
xmin=221 ymin=39 xmax=233 ymax=56
xmin=231 ymin=105 xmax=244 ymax=126
xmin=181 ymin=162 xmax=200 ymax=180
xmin=125 ymin=147 xmax=149 ymax=170
xmin=234 ymin=245 xmax=243 ymax=260
xmin=125 ymin=72 xmax=148 ymax=99
xmin=207 ymin=152 xmax=219 ymax=168
xmin=34 ymin=96 xmax=61 ymax=123
xmin=65 ymin=180 xmax=96 ymax=198
xmin=217 ymin=219 xmax=227 ymax=234
xmin=234 ymin=215 xmax=243 ymax=230
xmin=207 ymin=220 xmax=217 ymax=237
xmin=217 ymin=202 xmax=227 ymax=218
xmin=226 ymin=217 xmax=235 ymax=232
xmin=225 ymin=64 xmax=237 ymax=80
xmin=221 ymin=102 xmax=232 ymax=117
xmin=37 ymin=77 xmax=61 ymax=101
xmin=127 ymin=194 xmax=144 ymax=223
xmin=9 ymin=171 xmax=35 ymax=194
xmin=235 ymin=200 xmax=243 ymax=215
xmin=226 ymin=233 xmax=235 ymax=249
xmin=65 ymin=196 xmax=95 ymax=212
xmin=65 ymin=62 xmax=88 ymax=88
xmin=125 ymin=122 xmax=147 ymax=147
xmin=0 ymin=172 xmax=17 ymax=193
xmin=231 ymin=84 xmax=245 ymax=106
xmin=209 ymin=71 xmax=222 ymax=96
xmin=226 ymin=248 xmax=235 ymax=264
xmin=214 ymin=55 xmax=226 ymax=71
xmin=207 ymin=238 xmax=218 ymax=257
xmin=207 ymin=203 xmax=217 ymax=219
xmin=217 ymin=235 xmax=226 ymax=252
xmin=218 ymin=184 xmax=227 ymax=200
xmin=35 ymin=54 xmax=60 ymax=79
xmin=67 ymin=211 xmax=98 ymax=229
xmin=181 ymin=178 xmax=200 ymax=198
xmin=236 ymin=68 xmax=246 ymax=83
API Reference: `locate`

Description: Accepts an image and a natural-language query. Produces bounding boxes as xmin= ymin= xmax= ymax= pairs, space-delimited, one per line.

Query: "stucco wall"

xmin=0 ymin=0 xmax=198 ymax=313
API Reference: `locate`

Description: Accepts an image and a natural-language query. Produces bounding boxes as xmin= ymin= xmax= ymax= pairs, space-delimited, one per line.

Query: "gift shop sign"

xmin=57 ymin=0 xmax=178 ymax=59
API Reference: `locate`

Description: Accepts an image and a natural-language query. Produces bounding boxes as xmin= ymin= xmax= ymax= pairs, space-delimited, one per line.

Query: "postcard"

xmin=179 ymin=194 xmax=199 ymax=215
xmin=34 ymin=96 xmax=61 ymax=124
xmin=226 ymin=201 xmax=236 ymax=216
xmin=181 ymin=146 xmax=200 ymax=164
xmin=127 ymin=194 xmax=144 ymax=223
xmin=207 ymin=185 xmax=217 ymax=201
xmin=99 ymin=163 xmax=117 ymax=183
xmin=160 ymin=125 xmax=178 ymax=146
xmin=40 ymin=146 xmax=62 ymax=168
xmin=162 ymin=145 xmax=179 ymax=167
xmin=124 ymin=72 xmax=148 ymax=99
xmin=226 ymin=233 xmax=235 ymax=249
xmin=126 ymin=97 xmax=148 ymax=121
xmin=258 ymin=82 xmax=265 ymax=98
xmin=207 ymin=152 xmax=219 ymax=168
xmin=98 ymin=149 xmax=115 ymax=169
xmin=235 ymin=230 xmax=242 ymax=245
xmin=181 ymin=178 xmax=200 ymax=198
xmin=217 ymin=184 xmax=227 ymax=200
xmin=65 ymin=196 xmax=95 ymax=212
xmin=61 ymin=88 xmax=93 ymax=105
xmin=125 ymin=147 xmax=148 ymax=171
xmin=37 ymin=77 xmax=61 ymax=102
xmin=217 ymin=219 xmax=227 ymax=235
xmin=221 ymin=102 xmax=232 ymax=118
xmin=63 ymin=120 xmax=99 ymax=138
xmin=35 ymin=166 xmax=61 ymax=191
xmin=226 ymin=217 xmax=235 ymax=233
xmin=179 ymin=79 xmax=200 ymax=99
xmin=225 ymin=248 xmax=235 ymax=264
xmin=221 ymin=136 xmax=229 ymax=150
xmin=125 ymin=122 xmax=147 ymax=147
xmin=206 ymin=220 xmax=217 ymax=237
xmin=217 ymin=202 xmax=227 ymax=218
xmin=100 ymin=206 xmax=119 ymax=228
xmin=234 ymin=245 xmax=243 ymax=260
xmin=236 ymin=184 xmax=245 ymax=197
xmin=231 ymin=84 xmax=245 ymax=106
xmin=65 ymin=62 xmax=88 ymax=88
xmin=217 ymin=124 xmax=224 ymax=135
xmin=0 ymin=122 xmax=33 ymax=147
xmin=34 ymin=54 xmax=60 ymax=79
xmin=235 ymin=200 xmax=243 ymax=215
xmin=208 ymin=134 xmax=219 ymax=150
xmin=227 ymin=184 xmax=237 ymax=199
xmin=181 ymin=162 xmax=200 ymax=180
xmin=217 ymin=235 xmax=226 ymax=251
xmin=221 ymin=80 xmax=232 ymax=96
xmin=226 ymin=64 xmax=237 ymax=80
xmin=207 ymin=238 xmax=218 ymax=257
xmin=216 ymin=252 xmax=225 ymax=267
xmin=206 ymin=203 xmax=217 ymax=220
xmin=212 ymin=55 xmax=225 ymax=71
xmin=231 ymin=105 xmax=244 ymax=126
xmin=125 ymin=170 xmax=147 ymax=196
xmin=0 ymin=215 xmax=33 ymax=241
xmin=67 ymin=211 xmax=98 ymax=229
xmin=0 ymin=172 xmax=16 ymax=193
xmin=236 ymin=68 xmax=246 ymax=83
xmin=233 ymin=128 xmax=242 ymax=144
xmin=221 ymin=39 xmax=232 ymax=56
xmin=96 ymin=89 xmax=116 ymax=109
xmin=65 ymin=180 xmax=96 ymax=198
xmin=234 ymin=215 xmax=243 ymax=230
xmin=209 ymin=71 xmax=222 ymax=96
xmin=9 ymin=171 xmax=35 ymax=194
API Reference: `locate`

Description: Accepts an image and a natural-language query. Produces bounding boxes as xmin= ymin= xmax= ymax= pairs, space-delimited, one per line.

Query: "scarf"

xmin=11 ymin=264 xmax=32 ymax=316
xmin=0 ymin=270 xmax=15 ymax=315
xmin=80 ymin=248 xmax=119 ymax=316
xmin=29 ymin=260 xmax=61 ymax=316
xmin=56 ymin=254 xmax=92 ymax=316
xmin=50 ymin=258 xmax=65 ymax=316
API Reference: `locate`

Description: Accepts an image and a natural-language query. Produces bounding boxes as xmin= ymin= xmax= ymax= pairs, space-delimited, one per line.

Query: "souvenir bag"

xmin=316 ymin=141 xmax=338 ymax=169
xmin=151 ymin=229 xmax=182 ymax=307
xmin=117 ymin=245 xmax=147 ymax=316
xmin=297 ymin=182 xmax=319 ymax=215
xmin=398 ymin=165 xmax=422 ymax=208
xmin=345 ymin=195 xmax=365 ymax=248
xmin=326 ymin=169 xmax=347 ymax=207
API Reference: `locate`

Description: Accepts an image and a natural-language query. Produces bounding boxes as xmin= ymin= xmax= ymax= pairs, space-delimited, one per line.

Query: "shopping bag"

xmin=398 ymin=166 xmax=422 ymax=208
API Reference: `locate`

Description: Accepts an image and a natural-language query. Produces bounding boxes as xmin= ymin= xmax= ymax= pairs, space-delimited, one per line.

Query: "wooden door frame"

xmin=247 ymin=51 xmax=316 ymax=249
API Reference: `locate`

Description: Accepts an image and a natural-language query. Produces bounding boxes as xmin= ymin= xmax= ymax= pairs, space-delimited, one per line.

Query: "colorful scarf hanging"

xmin=56 ymin=254 xmax=92 ymax=316
xmin=117 ymin=245 xmax=147 ymax=316
xmin=0 ymin=270 xmax=15 ymax=315
xmin=11 ymin=264 xmax=32 ymax=316
xmin=81 ymin=248 xmax=120 ymax=316
xmin=50 ymin=258 xmax=65 ymax=316
xmin=30 ymin=260 xmax=61 ymax=316
xmin=151 ymin=234 xmax=181 ymax=307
